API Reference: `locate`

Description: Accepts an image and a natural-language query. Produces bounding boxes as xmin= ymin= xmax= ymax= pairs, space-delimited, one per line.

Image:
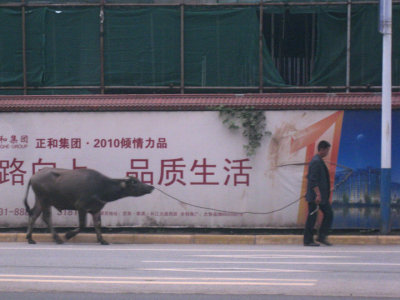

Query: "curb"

xmin=1 ymin=233 xmax=400 ymax=245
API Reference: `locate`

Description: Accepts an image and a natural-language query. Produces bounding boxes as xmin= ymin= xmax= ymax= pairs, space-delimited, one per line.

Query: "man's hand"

xmin=313 ymin=186 xmax=322 ymax=204
xmin=315 ymin=193 xmax=321 ymax=204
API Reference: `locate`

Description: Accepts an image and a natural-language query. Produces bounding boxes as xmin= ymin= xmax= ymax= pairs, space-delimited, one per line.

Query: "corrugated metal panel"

xmin=0 ymin=93 xmax=399 ymax=112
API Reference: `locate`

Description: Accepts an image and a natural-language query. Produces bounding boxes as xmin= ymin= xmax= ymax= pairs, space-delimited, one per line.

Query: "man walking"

xmin=304 ymin=140 xmax=333 ymax=246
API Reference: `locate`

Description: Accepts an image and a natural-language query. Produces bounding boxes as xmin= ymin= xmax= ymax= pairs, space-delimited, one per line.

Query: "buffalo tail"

xmin=23 ymin=180 xmax=32 ymax=216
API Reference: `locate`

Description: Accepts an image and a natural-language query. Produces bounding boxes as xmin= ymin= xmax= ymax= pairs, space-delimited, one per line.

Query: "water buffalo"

xmin=23 ymin=168 xmax=154 ymax=245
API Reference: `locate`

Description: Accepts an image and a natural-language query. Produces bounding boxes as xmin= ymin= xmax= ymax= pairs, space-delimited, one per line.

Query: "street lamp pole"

xmin=380 ymin=0 xmax=392 ymax=234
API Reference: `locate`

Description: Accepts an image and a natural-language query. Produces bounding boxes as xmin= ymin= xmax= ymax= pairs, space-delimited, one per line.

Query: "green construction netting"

xmin=183 ymin=7 xmax=284 ymax=87
xmin=104 ymin=7 xmax=181 ymax=87
xmin=0 ymin=6 xmax=285 ymax=89
xmin=0 ymin=8 xmax=22 ymax=86
xmin=104 ymin=6 xmax=284 ymax=87
xmin=0 ymin=4 xmax=400 ymax=91
xmin=25 ymin=7 xmax=101 ymax=86
xmin=306 ymin=6 xmax=348 ymax=86
xmin=309 ymin=5 xmax=400 ymax=86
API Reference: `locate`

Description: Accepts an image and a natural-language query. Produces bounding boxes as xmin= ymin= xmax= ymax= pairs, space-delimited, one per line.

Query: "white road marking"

xmin=192 ymin=254 xmax=353 ymax=258
xmin=0 ymin=278 xmax=316 ymax=286
xmin=0 ymin=274 xmax=317 ymax=287
xmin=139 ymin=267 xmax=319 ymax=273
xmin=0 ymin=274 xmax=316 ymax=281
xmin=144 ymin=260 xmax=400 ymax=267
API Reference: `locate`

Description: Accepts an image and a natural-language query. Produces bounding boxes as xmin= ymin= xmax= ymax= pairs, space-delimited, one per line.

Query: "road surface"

xmin=0 ymin=243 xmax=399 ymax=298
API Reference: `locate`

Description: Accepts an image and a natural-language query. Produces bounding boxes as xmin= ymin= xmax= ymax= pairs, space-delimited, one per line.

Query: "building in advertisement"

xmin=333 ymin=168 xmax=380 ymax=204
xmin=333 ymin=168 xmax=400 ymax=205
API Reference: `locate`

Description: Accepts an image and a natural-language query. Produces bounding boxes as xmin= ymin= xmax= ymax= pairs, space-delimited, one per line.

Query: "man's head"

xmin=317 ymin=140 xmax=331 ymax=158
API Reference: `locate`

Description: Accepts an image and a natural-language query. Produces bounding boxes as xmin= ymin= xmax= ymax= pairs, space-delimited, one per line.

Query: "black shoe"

xmin=316 ymin=238 xmax=332 ymax=246
xmin=304 ymin=242 xmax=320 ymax=247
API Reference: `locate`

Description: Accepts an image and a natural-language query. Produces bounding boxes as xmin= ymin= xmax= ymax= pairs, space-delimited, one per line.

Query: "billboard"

xmin=0 ymin=110 xmax=399 ymax=229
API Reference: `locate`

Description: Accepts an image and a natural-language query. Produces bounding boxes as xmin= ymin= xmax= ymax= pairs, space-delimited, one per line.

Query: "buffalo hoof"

xmin=27 ymin=239 xmax=36 ymax=244
xmin=65 ymin=231 xmax=75 ymax=240
xmin=99 ymin=240 xmax=109 ymax=245
xmin=54 ymin=237 xmax=64 ymax=244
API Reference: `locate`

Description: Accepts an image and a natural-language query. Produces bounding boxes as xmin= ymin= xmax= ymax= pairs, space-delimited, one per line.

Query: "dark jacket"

xmin=306 ymin=154 xmax=331 ymax=204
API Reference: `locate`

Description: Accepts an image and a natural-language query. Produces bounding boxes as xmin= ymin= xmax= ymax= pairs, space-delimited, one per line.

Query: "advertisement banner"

xmin=0 ymin=110 xmax=399 ymax=229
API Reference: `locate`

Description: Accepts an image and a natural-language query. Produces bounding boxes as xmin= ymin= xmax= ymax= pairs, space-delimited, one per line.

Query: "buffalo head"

xmin=122 ymin=176 xmax=154 ymax=197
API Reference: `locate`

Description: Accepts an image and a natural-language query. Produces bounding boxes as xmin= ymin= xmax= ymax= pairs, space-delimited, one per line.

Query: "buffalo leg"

xmin=26 ymin=201 xmax=42 ymax=244
xmin=42 ymin=208 xmax=63 ymax=244
xmin=65 ymin=210 xmax=86 ymax=240
xmin=91 ymin=211 xmax=109 ymax=245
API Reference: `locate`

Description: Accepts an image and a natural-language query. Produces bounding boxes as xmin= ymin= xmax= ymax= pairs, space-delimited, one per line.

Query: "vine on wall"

xmin=215 ymin=106 xmax=270 ymax=156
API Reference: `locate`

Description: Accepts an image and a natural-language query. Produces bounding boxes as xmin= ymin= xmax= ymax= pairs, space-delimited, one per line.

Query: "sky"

xmin=337 ymin=110 xmax=400 ymax=183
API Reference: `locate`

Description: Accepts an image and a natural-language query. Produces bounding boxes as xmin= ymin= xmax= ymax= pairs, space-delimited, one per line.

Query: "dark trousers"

xmin=303 ymin=202 xmax=333 ymax=244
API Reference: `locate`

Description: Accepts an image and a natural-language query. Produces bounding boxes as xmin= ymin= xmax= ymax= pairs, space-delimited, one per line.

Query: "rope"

xmin=154 ymin=161 xmax=353 ymax=216
xmin=155 ymin=187 xmax=302 ymax=215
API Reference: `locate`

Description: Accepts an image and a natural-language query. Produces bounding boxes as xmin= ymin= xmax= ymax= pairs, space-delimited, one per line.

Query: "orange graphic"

xmin=294 ymin=111 xmax=344 ymax=225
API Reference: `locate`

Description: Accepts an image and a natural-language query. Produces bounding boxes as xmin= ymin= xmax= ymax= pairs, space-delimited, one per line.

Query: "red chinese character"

xmin=133 ymin=138 xmax=143 ymax=149
xmin=47 ymin=138 xmax=58 ymax=149
xmin=223 ymin=158 xmax=252 ymax=186
xmin=59 ymin=138 xmax=70 ymax=149
xmin=157 ymin=138 xmax=167 ymax=149
xmin=121 ymin=138 xmax=132 ymax=149
xmin=158 ymin=158 xmax=186 ymax=186
xmin=0 ymin=159 xmax=26 ymax=185
xmin=71 ymin=138 xmax=81 ymax=149
xmin=20 ymin=135 xmax=28 ymax=143
xmin=126 ymin=159 xmax=153 ymax=185
xmin=10 ymin=135 xmax=18 ymax=144
xmin=145 ymin=138 xmax=155 ymax=149
xmin=32 ymin=158 xmax=56 ymax=174
xmin=0 ymin=160 xmax=10 ymax=184
xmin=36 ymin=139 xmax=46 ymax=149
xmin=9 ymin=159 xmax=26 ymax=185
xmin=72 ymin=159 xmax=86 ymax=170
xmin=190 ymin=158 xmax=219 ymax=185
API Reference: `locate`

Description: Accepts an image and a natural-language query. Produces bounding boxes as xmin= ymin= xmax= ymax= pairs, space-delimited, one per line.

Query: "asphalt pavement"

xmin=0 ymin=243 xmax=400 ymax=298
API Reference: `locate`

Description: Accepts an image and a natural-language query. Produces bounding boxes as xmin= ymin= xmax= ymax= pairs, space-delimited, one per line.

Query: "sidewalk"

xmin=1 ymin=232 xmax=400 ymax=245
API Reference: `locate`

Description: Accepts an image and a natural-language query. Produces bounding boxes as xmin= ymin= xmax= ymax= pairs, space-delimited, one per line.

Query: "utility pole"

xmin=379 ymin=0 xmax=392 ymax=234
